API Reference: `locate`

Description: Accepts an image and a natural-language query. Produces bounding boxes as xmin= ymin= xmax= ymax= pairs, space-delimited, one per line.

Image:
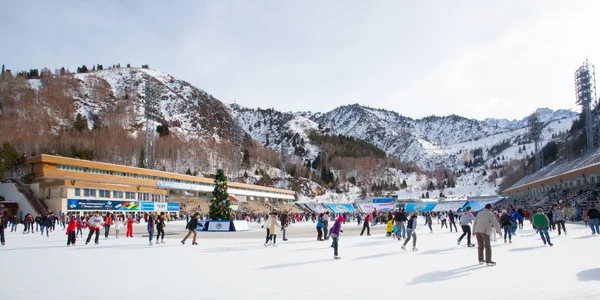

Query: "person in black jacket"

xmin=181 ymin=213 xmax=200 ymax=245
xmin=393 ymin=208 xmax=407 ymax=240
xmin=587 ymin=204 xmax=600 ymax=234
xmin=448 ymin=210 xmax=458 ymax=232
xmin=156 ymin=212 xmax=166 ymax=244
xmin=280 ymin=212 xmax=289 ymax=241
xmin=500 ymin=210 xmax=513 ymax=243
xmin=0 ymin=211 xmax=6 ymax=245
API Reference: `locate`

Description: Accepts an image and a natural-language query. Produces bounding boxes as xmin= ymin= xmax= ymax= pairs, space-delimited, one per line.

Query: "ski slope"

xmin=1 ymin=221 xmax=598 ymax=300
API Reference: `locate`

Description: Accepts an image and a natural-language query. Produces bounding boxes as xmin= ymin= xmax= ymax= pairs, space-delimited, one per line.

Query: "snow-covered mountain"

xmin=484 ymin=108 xmax=577 ymax=129
xmin=231 ymin=103 xmax=575 ymax=170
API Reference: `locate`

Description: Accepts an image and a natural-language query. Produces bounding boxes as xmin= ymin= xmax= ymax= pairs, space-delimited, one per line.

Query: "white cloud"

xmin=1 ymin=0 xmax=597 ymax=120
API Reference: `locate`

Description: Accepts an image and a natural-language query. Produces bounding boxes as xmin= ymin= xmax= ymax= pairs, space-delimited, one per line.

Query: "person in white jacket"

xmin=86 ymin=212 xmax=104 ymax=245
xmin=262 ymin=215 xmax=271 ymax=246
xmin=457 ymin=207 xmax=476 ymax=247
xmin=114 ymin=216 xmax=123 ymax=239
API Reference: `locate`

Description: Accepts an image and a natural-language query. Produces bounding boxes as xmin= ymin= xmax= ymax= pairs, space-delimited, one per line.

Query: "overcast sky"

xmin=2 ymin=1 xmax=599 ymax=120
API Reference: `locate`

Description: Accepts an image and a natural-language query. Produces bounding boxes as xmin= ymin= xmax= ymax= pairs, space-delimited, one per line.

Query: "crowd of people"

xmin=2 ymin=201 xmax=600 ymax=264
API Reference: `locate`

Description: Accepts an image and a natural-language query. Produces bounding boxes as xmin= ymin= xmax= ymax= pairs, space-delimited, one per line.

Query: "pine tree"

xmin=425 ymin=192 xmax=429 ymax=198
xmin=138 ymin=148 xmax=146 ymax=168
xmin=185 ymin=168 xmax=192 ymax=175
xmin=401 ymin=179 xmax=407 ymax=189
xmin=208 ymin=169 xmax=232 ymax=220
xmin=73 ymin=113 xmax=89 ymax=131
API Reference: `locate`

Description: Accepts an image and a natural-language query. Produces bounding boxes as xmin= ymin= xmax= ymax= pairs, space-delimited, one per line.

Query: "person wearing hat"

xmin=329 ymin=215 xmax=344 ymax=259
xmin=265 ymin=211 xmax=281 ymax=247
xmin=473 ymin=203 xmax=502 ymax=266
xmin=533 ymin=208 xmax=553 ymax=246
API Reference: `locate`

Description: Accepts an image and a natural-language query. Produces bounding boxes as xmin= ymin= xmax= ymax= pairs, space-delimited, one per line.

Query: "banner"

xmin=207 ymin=221 xmax=231 ymax=232
xmin=154 ymin=202 xmax=168 ymax=211
xmin=304 ymin=203 xmax=329 ymax=213
xmin=358 ymin=202 xmax=396 ymax=213
xmin=431 ymin=201 xmax=467 ymax=212
xmin=167 ymin=202 xmax=180 ymax=211
xmin=141 ymin=202 xmax=155 ymax=211
xmin=67 ymin=199 xmax=139 ymax=211
xmin=231 ymin=220 xmax=249 ymax=231
xmin=326 ymin=203 xmax=355 ymax=213
xmin=463 ymin=199 xmax=501 ymax=212
xmin=371 ymin=198 xmax=395 ymax=203
xmin=405 ymin=202 xmax=437 ymax=213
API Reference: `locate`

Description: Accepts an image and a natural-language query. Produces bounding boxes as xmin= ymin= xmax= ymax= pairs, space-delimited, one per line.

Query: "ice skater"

xmin=262 ymin=214 xmax=271 ymax=245
xmin=552 ymin=205 xmax=567 ymax=236
xmin=266 ymin=211 xmax=281 ymax=247
xmin=147 ymin=214 xmax=154 ymax=246
xmin=500 ymin=210 xmax=513 ymax=244
xmin=457 ymin=207 xmax=475 ymax=247
xmin=156 ymin=212 xmax=165 ymax=244
xmin=425 ymin=212 xmax=433 ymax=233
xmin=316 ymin=213 xmax=325 ymax=241
xmin=330 ymin=215 xmax=344 ymax=259
xmin=473 ymin=204 xmax=502 ymax=266
xmin=401 ymin=212 xmax=418 ymax=251
xmin=360 ymin=213 xmax=371 ymax=236
xmin=533 ymin=208 xmax=553 ymax=246
xmin=181 ymin=213 xmax=200 ymax=245
xmin=126 ymin=216 xmax=134 ymax=237
xmin=66 ymin=217 xmax=77 ymax=246
xmin=86 ymin=212 xmax=104 ymax=245
xmin=440 ymin=212 xmax=448 ymax=229
xmin=0 ymin=211 xmax=6 ymax=246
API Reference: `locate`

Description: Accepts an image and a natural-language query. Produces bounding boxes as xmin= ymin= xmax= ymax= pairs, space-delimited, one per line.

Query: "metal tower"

xmin=231 ymin=114 xmax=243 ymax=179
xmin=529 ymin=111 xmax=544 ymax=171
xmin=280 ymin=141 xmax=286 ymax=189
xmin=575 ymin=59 xmax=598 ymax=152
xmin=144 ymin=79 xmax=162 ymax=170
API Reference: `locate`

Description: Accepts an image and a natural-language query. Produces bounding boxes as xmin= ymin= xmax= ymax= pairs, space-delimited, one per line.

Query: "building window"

xmin=74 ymin=188 xmax=81 ymax=197
xmin=99 ymin=190 xmax=110 ymax=198
xmin=125 ymin=192 xmax=136 ymax=200
xmin=83 ymin=189 xmax=96 ymax=197
xmin=113 ymin=191 xmax=124 ymax=199
xmin=138 ymin=192 xmax=149 ymax=201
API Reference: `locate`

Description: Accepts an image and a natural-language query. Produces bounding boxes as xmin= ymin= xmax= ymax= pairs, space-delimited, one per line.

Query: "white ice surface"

xmin=1 ymin=221 xmax=599 ymax=300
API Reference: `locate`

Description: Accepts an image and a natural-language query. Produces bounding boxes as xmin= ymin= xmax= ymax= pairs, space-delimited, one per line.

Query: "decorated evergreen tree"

xmin=208 ymin=169 xmax=232 ymax=220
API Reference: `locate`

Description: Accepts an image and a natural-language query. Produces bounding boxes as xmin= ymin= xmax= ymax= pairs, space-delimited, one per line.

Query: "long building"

xmin=0 ymin=154 xmax=295 ymax=218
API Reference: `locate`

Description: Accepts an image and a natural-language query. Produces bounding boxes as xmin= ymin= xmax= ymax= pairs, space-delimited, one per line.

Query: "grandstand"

xmin=502 ymin=148 xmax=600 ymax=218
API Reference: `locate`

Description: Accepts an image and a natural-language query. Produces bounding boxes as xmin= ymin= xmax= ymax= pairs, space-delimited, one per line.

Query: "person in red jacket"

xmin=360 ymin=213 xmax=371 ymax=236
xmin=126 ymin=216 xmax=134 ymax=237
xmin=104 ymin=214 xmax=113 ymax=239
xmin=66 ymin=217 xmax=77 ymax=246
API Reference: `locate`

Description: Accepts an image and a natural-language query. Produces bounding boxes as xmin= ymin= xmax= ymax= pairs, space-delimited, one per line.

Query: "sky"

xmin=2 ymin=0 xmax=600 ymax=120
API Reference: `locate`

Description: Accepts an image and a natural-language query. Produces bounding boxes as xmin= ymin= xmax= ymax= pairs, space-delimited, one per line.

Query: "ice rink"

xmin=1 ymin=220 xmax=599 ymax=300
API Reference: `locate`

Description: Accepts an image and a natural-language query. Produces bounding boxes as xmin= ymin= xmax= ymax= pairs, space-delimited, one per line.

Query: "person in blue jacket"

xmin=509 ymin=209 xmax=522 ymax=235
xmin=316 ymin=213 xmax=324 ymax=241
xmin=147 ymin=214 xmax=154 ymax=246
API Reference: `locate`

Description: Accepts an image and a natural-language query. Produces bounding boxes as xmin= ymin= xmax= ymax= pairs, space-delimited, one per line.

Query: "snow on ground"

xmin=1 ymin=221 xmax=599 ymax=300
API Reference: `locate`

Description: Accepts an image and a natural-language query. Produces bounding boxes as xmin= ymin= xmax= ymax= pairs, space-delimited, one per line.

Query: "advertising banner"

xmin=167 ymin=202 xmax=180 ymax=211
xmin=358 ymin=202 xmax=396 ymax=213
xmin=141 ymin=202 xmax=155 ymax=211
xmin=67 ymin=199 xmax=139 ymax=211
xmin=207 ymin=221 xmax=231 ymax=232
xmin=154 ymin=202 xmax=167 ymax=211
xmin=405 ymin=202 xmax=437 ymax=213
xmin=231 ymin=220 xmax=249 ymax=231
xmin=371 ymin=198 xmax=395 ymax=203
xmin=463 ymin=200 xmax=501 ymax=212
xmin=304 ymin=203 xmax=330 ymax=213
xmin=326 ymin=203 xmax=356 ymax=213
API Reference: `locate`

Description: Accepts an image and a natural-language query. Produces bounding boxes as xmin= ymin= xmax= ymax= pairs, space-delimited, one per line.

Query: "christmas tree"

xmin=208 ymin=169 xmax=232 ymax=220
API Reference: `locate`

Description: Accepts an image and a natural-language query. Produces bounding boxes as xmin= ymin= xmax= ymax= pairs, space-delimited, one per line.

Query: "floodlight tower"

xmin=575 ymin=59 xmax=598 ymax=152
xmin=232 ymin=113 xmax=243 ymax=179
xmin=144 ymin=79 xmax=162 ymax=170
xmin=529 ymin=111 xmax=544 ymax=171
